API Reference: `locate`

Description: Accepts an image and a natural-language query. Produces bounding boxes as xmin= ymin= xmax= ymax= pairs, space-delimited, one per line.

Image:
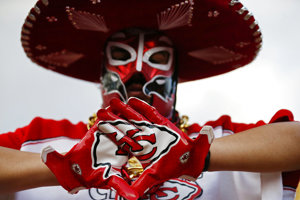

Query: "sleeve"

xmin=200 ymin=109 xmax=295 ymax=133
xmin=0 ymin=117 xmax=88 ymax=150
xmin=0 ymin=126 xmax=26 ymax=149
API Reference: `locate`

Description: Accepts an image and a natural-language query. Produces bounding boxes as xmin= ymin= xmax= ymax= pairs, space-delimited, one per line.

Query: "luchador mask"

xmin=100 ymin=28 xmax=177 ymax=119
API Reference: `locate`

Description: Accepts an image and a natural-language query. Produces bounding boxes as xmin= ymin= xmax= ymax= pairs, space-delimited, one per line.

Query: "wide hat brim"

xmin=21 ymin=0 xmax=262 ymax=83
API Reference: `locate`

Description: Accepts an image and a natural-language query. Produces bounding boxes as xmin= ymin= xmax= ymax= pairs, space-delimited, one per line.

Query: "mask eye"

xmin=149 ymin=51 xmax=170 ymax=64
xmin=106 ymin=41 xmax=137 ymax=66
xmin=143 ymin=47 xmax=173 ymax=71
xmin=111 ymin=46 xmax=131 ymax=61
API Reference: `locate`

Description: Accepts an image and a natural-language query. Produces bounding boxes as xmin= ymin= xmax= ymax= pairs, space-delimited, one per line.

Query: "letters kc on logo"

xmin=94 ymin=119 xmax=180 ymax=167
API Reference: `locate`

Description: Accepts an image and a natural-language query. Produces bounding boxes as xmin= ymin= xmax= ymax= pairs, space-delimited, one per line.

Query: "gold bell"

xmin=126 ymin=156 xmax=144 ymax=179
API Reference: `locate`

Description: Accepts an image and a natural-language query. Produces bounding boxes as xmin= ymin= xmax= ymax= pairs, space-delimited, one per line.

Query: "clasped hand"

xmin=41 ymin=98 xmax=214 ymax=199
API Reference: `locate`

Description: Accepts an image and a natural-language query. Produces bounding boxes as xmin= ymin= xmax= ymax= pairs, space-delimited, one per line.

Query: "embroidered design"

xmin=249 ymin=20 xmax=258 ymax=29
xmin=236 ymin=6 xmax=247 ymax=15
xmin=21 ymin=35 xmax=30 ymax=40
xmin=228 ymin=0 xmax=262 ymax=58
xmin=188 ymin=46 xmax=244 ymax=65
xmin=157 ymin=0 xmax=194 ymax=30
xmin=33 ymin=5 xmax=41 ymax=15
xmin=208 ymin=10 xmax=220 ymax=18
xmin=243 ymin=12 xmax=252 ymax=20
xmin=66 ymin=6 xmax=109 ymax=32
xmin=235 ymin=42 xmax=251 ymax=48
xmin=46 ymin=16 xmax=58 ymax=22
xmin=21 ymin=40 xmax=29 ymax=46
xmin=90 ymin=0 xmax=101 ymax=4
xmin=35 ymin=44 xmax=47 ymax=51
xmin=36 ymin=50 xmax=84 ymax=67
xmin=229 ymin=0 xmax=240 ymax=6
xmin=24 ymin=21 xmax=33 ymax=28
xmin=253 ymin=29 xmax=261 ymax=37
xmin=41 ymin=0 xmax=49 ymax=6
xmin=28 ymin=14 xmax=36 ymax=21
xmin=22 ymin=27 xmax=31 ymax=34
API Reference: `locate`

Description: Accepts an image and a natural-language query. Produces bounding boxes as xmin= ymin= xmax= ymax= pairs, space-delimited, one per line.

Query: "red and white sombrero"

xmin=21 ymin=0 xmax=262 ymax=83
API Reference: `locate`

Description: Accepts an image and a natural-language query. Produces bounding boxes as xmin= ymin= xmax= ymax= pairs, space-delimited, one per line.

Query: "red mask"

xmin=101 ymin=29 xmax=177 ymax=119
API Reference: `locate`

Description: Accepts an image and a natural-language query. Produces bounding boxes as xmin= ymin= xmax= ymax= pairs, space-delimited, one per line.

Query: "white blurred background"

xmin=1 ymin=0 xmax=299 ymax=133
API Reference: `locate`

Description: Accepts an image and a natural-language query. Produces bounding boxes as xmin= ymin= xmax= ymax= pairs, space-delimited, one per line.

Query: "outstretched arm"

xmin=0 ymin=146 xmax=58 ymax=193
xmin=209 ymin=121 xmax=300 ymax=172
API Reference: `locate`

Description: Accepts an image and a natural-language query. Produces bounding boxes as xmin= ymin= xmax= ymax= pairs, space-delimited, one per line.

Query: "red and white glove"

xmin=41 ymin=119 xmax=139 ymax=200
xmin=96 ymin=98 xmax=214 ymax=197
xmin=116 ymin=178 xmax=202 ymax=200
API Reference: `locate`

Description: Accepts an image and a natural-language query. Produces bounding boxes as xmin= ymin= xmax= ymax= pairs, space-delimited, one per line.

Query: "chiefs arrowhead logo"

xmin=95 ymin=119 xmax=180 ymax=166
xmin=130 ymin=120 xmax=179 ymax=164
xmin=91 ymin=130 xmax=128 ymax=179
xmin=147 ymin=179 xmax=202 ymax=200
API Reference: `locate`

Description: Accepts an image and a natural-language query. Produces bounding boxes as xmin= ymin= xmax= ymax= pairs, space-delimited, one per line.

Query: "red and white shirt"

xmin=0 ymin=109 xmax=298 ymax=200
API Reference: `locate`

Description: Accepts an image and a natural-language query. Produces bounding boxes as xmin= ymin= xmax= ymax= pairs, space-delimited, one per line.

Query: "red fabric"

xmin=186 ymin=109 xmax=294 ymax=135
xmin=0 ymin=109 xmax=298 ymax=189
xmin=0 ymin=109 xmax=295 ymax=149
xmin=0 ymin=117 xmax=87 ymax=150
xmin=22 ymin=0 xmax=261 ymax=83
xmin=282 ymin=171 xmax=300 ymax=189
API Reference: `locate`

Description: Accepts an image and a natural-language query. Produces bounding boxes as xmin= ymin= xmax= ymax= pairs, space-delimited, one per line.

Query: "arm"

xmin=209 ymin=121 xmax=300 ymax=172
xmin=0 ymin=146 xmax=58 ymax=193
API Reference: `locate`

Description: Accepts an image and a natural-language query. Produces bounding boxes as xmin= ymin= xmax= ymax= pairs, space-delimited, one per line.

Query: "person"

xmin=0 ymin=0 xmax=299 ymax=199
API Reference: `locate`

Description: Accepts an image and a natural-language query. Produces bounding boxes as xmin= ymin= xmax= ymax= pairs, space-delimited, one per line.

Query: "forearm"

xmin=208 ymin=122 xmax=300 ymax=172
xmin=0 ymin=146 xmax=58 ymax=193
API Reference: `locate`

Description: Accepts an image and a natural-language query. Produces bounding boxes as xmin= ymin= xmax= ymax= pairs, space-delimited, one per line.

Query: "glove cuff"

xmin=41 ymin=146 xmax=86 ymax=194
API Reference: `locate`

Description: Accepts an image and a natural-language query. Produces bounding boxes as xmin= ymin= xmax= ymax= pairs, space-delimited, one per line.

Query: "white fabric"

xmin=261 ymin=172 xmax=283 ymax=200
xmin=15 ymin=126 xmax=287 ymax=200
xmin=20 ymin=136 xmax=80 ymax=153
xmin=197 ymin=171 xmax=261 ymax=200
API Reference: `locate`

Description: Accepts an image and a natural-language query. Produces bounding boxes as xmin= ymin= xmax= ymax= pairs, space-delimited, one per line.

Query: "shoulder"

xmin=24 ymin=117 xmax=88 ymax=140
xmin=186 ymin=115 xmax=252 ymax=135
xmin=28 ymin=117 xmax=87 ymax=130
xmin=186 ymin=109 xmax=295 ymax=135
xmin=0 ymin=117 xmax=87 ymax=149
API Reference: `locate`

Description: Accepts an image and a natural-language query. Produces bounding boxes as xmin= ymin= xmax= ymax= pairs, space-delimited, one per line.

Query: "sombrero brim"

xmin=21 ymin=0 xmax=262 ymax=83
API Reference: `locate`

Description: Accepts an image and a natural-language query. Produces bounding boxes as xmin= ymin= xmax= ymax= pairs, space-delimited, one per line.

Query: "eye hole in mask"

xmin=106 ymin=41 xmax=137 ymax=66
xmin=149 ymin=50 xmax=170 ymax=64
xmin=143 ymin=46 xmax=173 ymax=71
xmin=111 ymin=46 xmax=131 ymax=61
